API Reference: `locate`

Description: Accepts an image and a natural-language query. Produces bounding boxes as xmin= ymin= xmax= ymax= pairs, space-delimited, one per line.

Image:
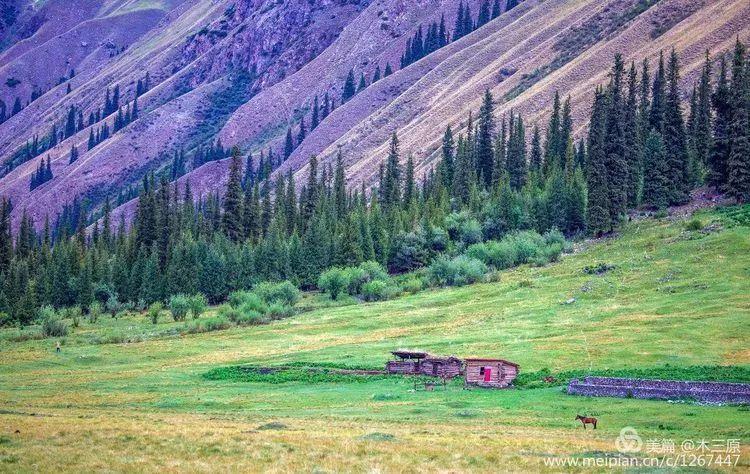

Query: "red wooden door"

xmin=484 ymin=367 xmax=492 ymax=382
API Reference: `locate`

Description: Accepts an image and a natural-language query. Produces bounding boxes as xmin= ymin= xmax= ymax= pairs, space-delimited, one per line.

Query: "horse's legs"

xmin=593 ymin=421 xmax=597 ymax=429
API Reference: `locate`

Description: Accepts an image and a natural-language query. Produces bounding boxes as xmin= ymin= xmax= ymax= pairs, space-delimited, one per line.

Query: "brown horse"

xmin=576 ymin=415 xmax=597 ymax=429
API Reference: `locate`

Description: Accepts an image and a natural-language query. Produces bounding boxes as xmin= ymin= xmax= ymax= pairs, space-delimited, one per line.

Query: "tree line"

xmin=0 ymin=41 xmax=748 ymax=326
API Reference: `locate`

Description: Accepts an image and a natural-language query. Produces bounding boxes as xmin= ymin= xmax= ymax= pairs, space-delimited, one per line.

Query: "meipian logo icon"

xmin=616 ymin=427 xmax=643 ymax=454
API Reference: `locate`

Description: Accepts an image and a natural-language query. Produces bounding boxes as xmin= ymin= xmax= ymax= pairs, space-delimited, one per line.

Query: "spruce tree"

xmin=477 ymin=0 xmax=491 ymax=28
xmin=693 ymin=51 xmax=713 ymax=173
xmin=727 ymin=40 xmax=750 ymax=202
xmin=662 ymin=49 xmax=690 ymax=204
xmin=342 ymin=69 xmax=356 ymax=102
xmin=311 ymin=95 xmax=320 ymax=129
xmin=529 ymin=124 xmax=542 ymax=177
xmin=382 ymin=133 xmax=402 ymax=209
xmin=476 ymin=89 xmax=495 ymax=188
xmin=709 ymin=55 xmax=731 ymax=189
xmin=506 ymin=114 xmax=527 ymax=190
xmin=297 ymin=116 xmax=307 ymax=144
xmin=604 ymin=54 xmax=627 ymax=224
xmin=440 ymin=126 xmax=455 ymax=188
xmin=642 ymin=130 xmax=670 ymax=209
xmin=284 ymin=127 xmax=294 ymax=159
xmin=222 ymin=148 xmax=245 ymax=241
xmin=586 ymin=87 xmax=611 ymax=235
xmin=624 ymin=61 xmax=642 ymax=207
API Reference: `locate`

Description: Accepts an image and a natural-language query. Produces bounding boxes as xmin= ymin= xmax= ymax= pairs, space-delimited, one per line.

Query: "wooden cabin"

xmin=386 ymin=350 xmax=463 ymax=378
xmin=464 ymin=358 xmax=519 ymax=388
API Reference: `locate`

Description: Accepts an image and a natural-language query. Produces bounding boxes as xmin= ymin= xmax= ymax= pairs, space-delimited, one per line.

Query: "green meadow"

xmin=1 ymin=207 xmax=749 ymax=472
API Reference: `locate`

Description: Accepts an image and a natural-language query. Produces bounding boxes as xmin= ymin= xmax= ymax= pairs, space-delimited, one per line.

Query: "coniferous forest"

xmin=0 ymin=41 xmax=749 ymax=326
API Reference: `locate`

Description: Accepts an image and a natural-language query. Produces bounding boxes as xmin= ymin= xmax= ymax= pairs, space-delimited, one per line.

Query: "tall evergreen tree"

xmin=709 ymin=55 xmax=731 ymax=189
xmin=641 ymin=130 xmax=670 ymax=209
xmin=662 ymin=49 xmax=690 ymax=204
xmin=727 ymin=40 xmax=750 ymax=202
xmin=586 ymin=87 xmax=611 ymax=235
xmin=476 ymin=89 xmax=495 ymax=188
xmin=222 ymin=148 xmax=245 ymax=241
xmin=342 ymin=70 xmax=356 ymax=102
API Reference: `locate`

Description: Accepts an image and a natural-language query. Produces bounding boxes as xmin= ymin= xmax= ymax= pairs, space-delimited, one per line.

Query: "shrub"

xmin=543 ymin=228 xmax=566 ymax=247
xmin=41 ymin=317 xmax=68 ymax=338
xmin=105 ymin=295 xmax=121 ymax=317
xmin=253 ymin=281 xmax=300 ymax=307
xmin=427 ymin=256 xmax=487 ymax=287
xmin=345 ymin=261 xmax=390 ymax=295
xmin=684 ymin=218 xmax=703 ymax=231
xmin=37 ymin=305 xmax=56 ymax=322
xmin=343 ymin=266 xmax=367 ymax=295
xmin=188 ymin=294 xmax=207 ymax=319
xmin=234 ymin=310 xmax=268 ymax=326
xmin=318 ymin=268 xmax=349 ymax=300
xmin=147 ymin=302 xmax=163 ymax=325
xmin=388 ymin=231 xmax=429 ymax=273
xmin=217 ymin=304 xmax=243 ymax=323
xmin=511 ymin=231 xmax=545 ymax=263
xmin=0 ymin=312 xmax=10 ymax=327
xmin=467 ymin=240 xmax=518 ymax=269
xmin=230 ymin=291 xmax=267 ymax=314
xmin=204 ymin=316 xmax=231 ymax=331
xmin=69 ymin=307 xmax=82 ymax=328
xmin=169 ymin=294 xmax=191 ymax=321
xmin=459 ymin=218 xmax=483 ymax=245
xmin=399 ymin=277 xmax=424 ymax=294
xmin=88 ymin=302 xmax=102 ymax=324
xmin=361 ymin=280 xmax=398 ymax=302
xmin=530 ymin=243 xmax=564 ymax=267
xmin=266 ymin=303 xmax=294 ymax=320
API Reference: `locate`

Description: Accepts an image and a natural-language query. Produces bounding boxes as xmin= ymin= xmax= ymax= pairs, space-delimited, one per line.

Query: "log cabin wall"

xmin=465 ymin=360 xmax=519 ymax=388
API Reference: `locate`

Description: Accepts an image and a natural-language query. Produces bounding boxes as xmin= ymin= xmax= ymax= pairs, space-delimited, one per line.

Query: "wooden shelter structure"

xmin=464 ymin=358 xmax=519 ymax=388
xmin=386 ymin=350 xmax=463 ymax=379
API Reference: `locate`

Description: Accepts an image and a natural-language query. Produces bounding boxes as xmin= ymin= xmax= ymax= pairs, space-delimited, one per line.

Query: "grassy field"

xmin=1 ymin=207 xmax=749 ymax=472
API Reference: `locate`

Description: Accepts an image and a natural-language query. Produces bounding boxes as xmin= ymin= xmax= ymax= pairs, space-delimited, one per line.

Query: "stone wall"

xmin=567 ymin=377 xmax=750 ymax=404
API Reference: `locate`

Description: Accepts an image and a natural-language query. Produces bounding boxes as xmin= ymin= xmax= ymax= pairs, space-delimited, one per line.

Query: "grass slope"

xmin=0 ymin=207 xmax=749 ymax=471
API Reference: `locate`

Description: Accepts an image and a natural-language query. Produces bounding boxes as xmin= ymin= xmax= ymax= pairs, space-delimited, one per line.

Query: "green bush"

xmin=427 ymin=256 xmax=487 ymax=287
xmin=230 ymin=291 xmax=268 ymax=313
xmin=530 ymin=242 xmax=564 ymax=267
xmin=37 ymin=305 xmax=56 ymax=322
xmin=318 ymin=268 xmax=349 ymax=300
xmin=234 ymin=310 xmax=268 ymax=326
xmin=105 ymin=295 xmax=121 ymax=317
xmin=467 ymin=240 xmax=518 ymax=269
xmin=266 ymin=302 xmax=294 ymax=320
xmin=684 ymin=218 xmax=704 ymax=231
xmin=41 ymin=316 xmax=68 ymax=338
xmin=147 ymin=302 xmax=163 ymax=325
xmin=459 ymin=218 xmax=483 ymax=245
xmin=88 ymin=302 xmax=102 ymax=324
xmin=62 ymin=306 xmax=82 ymax=328
xmin=543 ymin=228 xmax=566 ymax=247
xmin=511 ymin=231 xmax=545 ymax=263
xmin=169 ymin=294 xmax=191 ymax=321
xmin=344 ymin=261 xmax=390 ymax=295
xmin=204 ymin=316 xmax=231 ymax=331
xmin=253 ymin=281 xmax=300 ymax=307
xmin=399 ymin=277 xmax=424 ymax=294
xmin=217 ymin=304 xmax=243 ymax=323
xmin=188 ymin=294 xmax=207 ymax=319
xmin=361 ymin=280 xmax=399 ymax=302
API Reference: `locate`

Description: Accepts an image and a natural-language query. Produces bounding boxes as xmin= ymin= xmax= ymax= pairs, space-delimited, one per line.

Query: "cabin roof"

xmin=391 ymin=349 xmax=430 ymax=359
xmin=464 ymin=358 xmax=520 ymax=367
